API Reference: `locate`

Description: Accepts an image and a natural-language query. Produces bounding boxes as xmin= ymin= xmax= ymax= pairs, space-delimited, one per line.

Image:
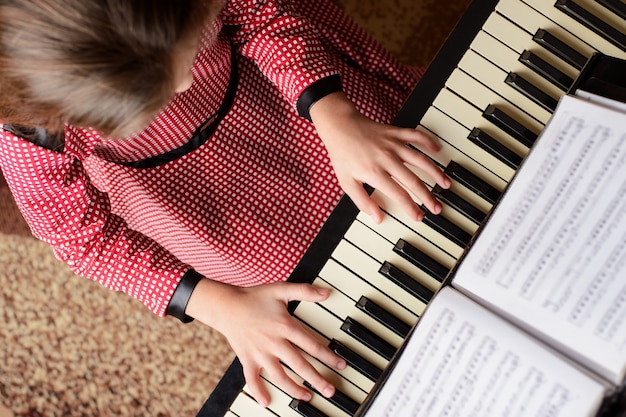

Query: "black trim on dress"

xmin=296 ymin=74 xmax=343 ymax=122
xmin=117 ymin=44 xmax=239 ymax=169
xmin=166 ymin=269 xmax=205 ymax=323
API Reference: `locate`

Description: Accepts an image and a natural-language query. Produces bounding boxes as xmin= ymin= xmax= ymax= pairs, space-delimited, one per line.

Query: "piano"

xmin=198 ymin=0 xmax=626 ymax=416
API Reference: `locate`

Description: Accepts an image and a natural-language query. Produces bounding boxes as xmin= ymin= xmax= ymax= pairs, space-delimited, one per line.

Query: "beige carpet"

xmin=0 ymin=1 xmax=470 ymax=416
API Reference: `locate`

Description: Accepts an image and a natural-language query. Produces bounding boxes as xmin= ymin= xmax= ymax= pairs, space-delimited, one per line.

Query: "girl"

xmin=0 ymin=0 xmax=449 ymax=407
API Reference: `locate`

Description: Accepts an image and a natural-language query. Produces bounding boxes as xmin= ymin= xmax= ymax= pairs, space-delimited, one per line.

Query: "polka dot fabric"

xmin=0 ymin=0 xmax=423 ymax=317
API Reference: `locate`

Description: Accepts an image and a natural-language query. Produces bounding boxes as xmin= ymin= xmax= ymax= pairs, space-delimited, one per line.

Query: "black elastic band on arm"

xmin=296 ymin=74 xmax=343 ymax=122
xmin=166 ymin=269 xmax=204 ymax=323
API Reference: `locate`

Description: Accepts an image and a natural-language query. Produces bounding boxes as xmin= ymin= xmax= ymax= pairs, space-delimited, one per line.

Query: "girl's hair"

xmin=0 ymin=0 xmax=220 ymax=138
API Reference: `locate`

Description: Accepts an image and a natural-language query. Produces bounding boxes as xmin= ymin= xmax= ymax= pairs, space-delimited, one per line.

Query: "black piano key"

xmin=328 ymin=339 xmax=382 ymax=382
xmin=533 ymin=29 xmax=587 ymax=70
xmin=378 ymin=261 xmax=434 ymax=304
xmin=340 ymin=317 xmax=397 ymax=361
xmin=482 ymin=105 xmax=538 ymax=148
xmin=303 ymin=382 xmax=360 ymax=416
xmin=393 ymin=238 xmax=450 ymax=283
xmin=596 ymin=0 xmax=626 ymax=20
xmin=505 ymin=72 xmax=558 ymax=112
xmin=556 ymin=0 xmax=626 ymax=52
xmin=420 ymin=207 xmax=472 ymax=248
xmin=519 ymin=50 xmax=574 ymax=91
xmin=289 ymin=399 xmax=328 ymax=417
xmin=432 ymin=185 xmax=486 ymax=225
xmin=430 ymin=185 xmax=482 ymax=225
xmin=467 ymin=127 xmax=522 ymax=170
xmin=356 ymin=296 xmax=411 ymax=339
xmin=444 ymin=161 xmax=501 ymax=204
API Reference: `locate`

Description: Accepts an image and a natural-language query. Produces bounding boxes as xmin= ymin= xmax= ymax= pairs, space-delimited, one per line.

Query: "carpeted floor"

xmin=0 ymin=1 xmax=470 ymax=416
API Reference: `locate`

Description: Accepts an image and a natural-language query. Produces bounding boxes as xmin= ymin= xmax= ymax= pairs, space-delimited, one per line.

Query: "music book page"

xmin=453 ymin=95 xmax=626 ymax=385
xmin=362 ymin=287 xmax=607 ymax=417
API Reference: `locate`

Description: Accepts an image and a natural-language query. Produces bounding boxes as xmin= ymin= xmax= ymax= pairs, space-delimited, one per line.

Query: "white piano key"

xmin=428 ymin=93 xmax=520 ymax=181
xmin=355 ymin=214 xmax=456 ymax=270
xmin=318 ymin=259 xmax=419 ymax=326
xmin=434 ymin=84 xmax=539 ymax=151
xmin=241 ymin=383 xmax=306 ymax=417
xmin=481 ymin=13 xmax=580 ymax=79
xmin=294 ymin=300 xmax=389 ymax=370
xmin=331 ymin=239 xmax=429 ymax=316
xmin=500 ymin=0 xmax=625 ymax=57
xmin=319 ymin=259 xmax=417 ymax=326
xmin=471 ymin=30 xmax=565 ymax=99
xmin=455 ymin=50 xmax=553 ymax=125
xmin=397 ymin=104 xmax=512 ymax=189
xmin=344 ymin=220 xmax=445 ymax=292
xmin=230 ymin=392 xmax=277 ymax=417
xmin=445 ymin=70 xmax=537 ymax=155
xmin=313 ymin=277 xmax=405 ymax=349
xmin=368 ymin=188 xmax=468 ymax=256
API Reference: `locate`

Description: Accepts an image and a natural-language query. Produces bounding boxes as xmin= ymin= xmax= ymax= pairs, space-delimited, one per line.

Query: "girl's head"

xmin=0 ymin=0 xmax=220 ymax=137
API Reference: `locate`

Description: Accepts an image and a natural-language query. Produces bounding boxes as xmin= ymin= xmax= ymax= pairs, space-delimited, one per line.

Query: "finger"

xmin=243 ymin=363 xmax=271 ymax=407
xmin=264 ymin=355 xmax=313 ymax=401
xmin=395 ymin=127 xmax=441 ymax=153
xmin=370 ymin=174 xmax=425 ymax=221
xmin=287 ymin=322 xmax=346 ymax=372
xmin=390 ymin=163 xmax=443 ymax=215
xmin=342 ymin=178 xmax=384 ymax=223
xmin=278 ymin=288 xmax=348 ymax=373
xmin=399 ymin=146 xmax=451 ymax=189
xmin=280 ymin=342 xmax=337 ymax=398
xmin=277 ymin=282 xmax=330 ymax=304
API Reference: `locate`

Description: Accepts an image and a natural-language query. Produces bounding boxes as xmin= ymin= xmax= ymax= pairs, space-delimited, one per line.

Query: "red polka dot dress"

xmin=0 ymin=0 xmax=423 ymax=317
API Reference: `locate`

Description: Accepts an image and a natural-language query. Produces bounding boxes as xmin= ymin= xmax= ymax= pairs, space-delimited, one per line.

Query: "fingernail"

xmin=317 ymin=288 xmax=330 ymax=297
xmin=444 ymin=176 xmax=451 ymax=188
xmin=336 ymin=359 xmax=347 ymax=370
xmin=434 ymin=202 xmax=442 ymax=214
xmin=259 ymin=397 xmax=269 ymax=407
xmin=302 ymin=391 xmax=312 ymax=402
xmin=323 ymin=386 xmax=335 ymax=398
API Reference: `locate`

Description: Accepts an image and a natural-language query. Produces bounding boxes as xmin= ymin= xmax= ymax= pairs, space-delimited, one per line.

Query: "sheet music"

xmin=453 ymin=95 xmax=626 ymax=385
xmin=363 ymin=287 xmax=606 ymax=417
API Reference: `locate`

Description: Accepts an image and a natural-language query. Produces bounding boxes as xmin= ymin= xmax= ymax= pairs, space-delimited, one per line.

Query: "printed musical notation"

xmin=364 ymin=288 xmax=605 ymax=417
xmin=454 ymin=95 xmax=626 ymax=384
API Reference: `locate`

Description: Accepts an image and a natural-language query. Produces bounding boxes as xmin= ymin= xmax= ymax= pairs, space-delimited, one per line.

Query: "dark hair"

xmin=0 ymin=0 xmax=220 ymax=137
